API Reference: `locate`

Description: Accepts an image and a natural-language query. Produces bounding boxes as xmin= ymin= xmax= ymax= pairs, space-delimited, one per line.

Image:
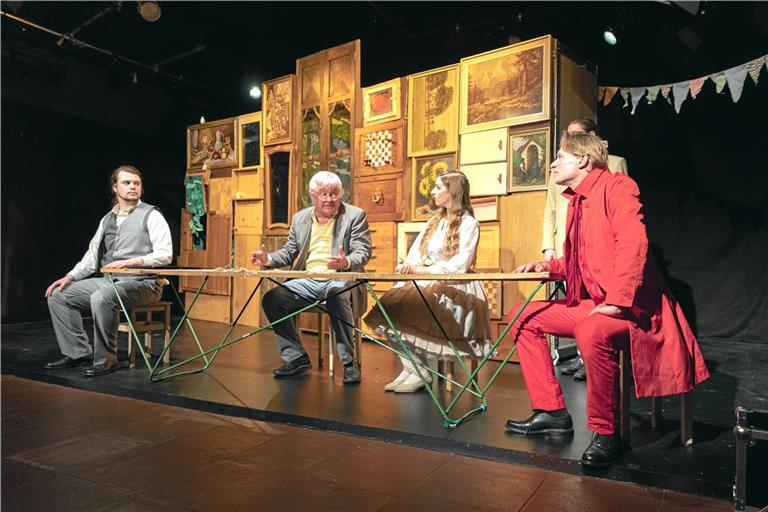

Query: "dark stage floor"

xmin=3 ymin=319 xmax=766 ymax=504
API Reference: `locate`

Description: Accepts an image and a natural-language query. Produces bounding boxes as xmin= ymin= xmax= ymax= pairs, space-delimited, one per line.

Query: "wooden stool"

xmin=619 ymin=349 xmax=694 ymax=447
xmin=438 ymin=359 xmax=480 ymax=391
xmin=118 ymin=301 xmax=172 ymax=368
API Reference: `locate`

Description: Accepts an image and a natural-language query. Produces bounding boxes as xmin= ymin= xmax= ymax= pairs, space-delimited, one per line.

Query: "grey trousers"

xmin=261 ymin=278 xmax=356 ymax=365
xmin=47 ymin=277 xmax=162 ymax=365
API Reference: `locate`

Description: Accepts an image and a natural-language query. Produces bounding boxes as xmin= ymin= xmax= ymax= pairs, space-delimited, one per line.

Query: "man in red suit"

xmin=505 ymin=132 xmax=710 ymax=468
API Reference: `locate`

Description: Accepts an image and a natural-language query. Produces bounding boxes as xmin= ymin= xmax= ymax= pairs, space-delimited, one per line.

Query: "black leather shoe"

xmin=581 ymin=432 xmax=623 ymax=468
xmin=44 ymin=355 xmax=92 ymax=370
xmin=342 ymin=362 xmax=361 ymax=384
xmin=560 ymin=357 xmax=583 ymax=375
xmin=505 ymin=410 xmax=574 ymax=435
xmin=273 ymin=354 xmax=312 ymax=378
xmin=83 ymin=361 xmax=118 ymax=377
xmin=573 ymin=366 xmax=587 ymax=380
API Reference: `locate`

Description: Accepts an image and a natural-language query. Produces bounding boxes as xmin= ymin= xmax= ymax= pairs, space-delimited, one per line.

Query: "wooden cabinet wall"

xmin=295 ymin=41 xmax=360 ymax=210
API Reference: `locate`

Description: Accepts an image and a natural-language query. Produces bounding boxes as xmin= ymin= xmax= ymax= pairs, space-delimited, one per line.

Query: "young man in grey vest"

xmin=44 ymin=165 xmax=173 ymax=377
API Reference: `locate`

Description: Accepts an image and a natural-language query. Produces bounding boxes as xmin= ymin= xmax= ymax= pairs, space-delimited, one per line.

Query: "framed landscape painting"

xmin=407 ymin=64 xmax=459 ymax=157
xmin=508 ymin=125 xmax=550 ymax=192
xmin=460 ymin=35 xmax=551 ymax=133
xmin=187 ymin=117 xmax=238 ymax=170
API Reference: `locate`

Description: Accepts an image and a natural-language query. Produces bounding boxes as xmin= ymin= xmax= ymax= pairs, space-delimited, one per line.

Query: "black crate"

xmin=734 ymin=406 xmax=768 ymax=510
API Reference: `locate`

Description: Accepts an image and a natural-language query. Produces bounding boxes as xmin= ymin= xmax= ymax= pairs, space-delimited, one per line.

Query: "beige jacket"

xmin=541 ymin=154 xmax=628 ymax=256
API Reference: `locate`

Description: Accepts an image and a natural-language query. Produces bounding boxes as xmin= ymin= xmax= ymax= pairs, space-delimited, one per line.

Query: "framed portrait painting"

xmin=187 ymin=117 xmax=238 ymax=170
xmin=263 ymin=75 xmax=294 ymax=146
xmin=460 ymin=35 xmax=551 ymax=133
xmin=397 ymin=222 xmax=427 ymax=262
xmin=407 ymin=64 xmax=459 ymax=157
xmin=411 ymin=153 xmax=456 ymax=220
xmin=237 ymin=112 xmax=262 ymax=169
xmin=508 ymin=125 xmax=550 ymax=192
xmin=362 ymin=78 xmax=401 ymax=126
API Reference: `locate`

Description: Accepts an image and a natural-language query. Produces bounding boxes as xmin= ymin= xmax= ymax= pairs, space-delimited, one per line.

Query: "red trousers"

xmin=507 ymin=299 xmax=630 ymax=435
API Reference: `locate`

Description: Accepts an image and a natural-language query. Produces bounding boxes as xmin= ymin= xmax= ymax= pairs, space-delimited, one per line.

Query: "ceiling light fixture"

xmin=137 ymin=1 xmax=161 ymax=23
xmin=603 ymin=28 xmax=618 ymax=45
xmin=249 ymin=85 xmax=262 ymax=100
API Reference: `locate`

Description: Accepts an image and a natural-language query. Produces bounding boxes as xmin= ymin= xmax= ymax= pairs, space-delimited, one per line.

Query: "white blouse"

xmin=404 ymin=213 xmax=479 ymax=274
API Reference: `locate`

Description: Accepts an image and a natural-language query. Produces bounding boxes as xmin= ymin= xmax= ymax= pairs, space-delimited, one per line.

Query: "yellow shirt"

xmin=305 ymin=214 xmax=336 ymax=273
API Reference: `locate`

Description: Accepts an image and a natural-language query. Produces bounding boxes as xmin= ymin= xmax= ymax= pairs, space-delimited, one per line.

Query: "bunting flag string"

xmin=599 ymin=54 xmax=766 ymax=114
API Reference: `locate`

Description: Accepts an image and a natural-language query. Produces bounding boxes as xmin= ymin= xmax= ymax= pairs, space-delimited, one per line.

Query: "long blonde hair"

xmin=418 ymin=171 xmax=474 ymax=258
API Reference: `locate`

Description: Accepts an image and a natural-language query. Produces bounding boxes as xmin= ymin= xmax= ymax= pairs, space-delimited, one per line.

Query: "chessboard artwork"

xmin=363 ymin=129 xmax=394 ymax=168
xmin=476 ymin=268 xmax=502 ymax=320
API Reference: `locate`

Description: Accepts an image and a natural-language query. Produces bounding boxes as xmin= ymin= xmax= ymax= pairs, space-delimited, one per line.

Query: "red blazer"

xmin=550 ymin=168 xmax=710 ymax=398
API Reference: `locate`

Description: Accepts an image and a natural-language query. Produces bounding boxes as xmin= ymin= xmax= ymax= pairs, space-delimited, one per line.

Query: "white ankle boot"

xmin=384 ymin=369 xmax=411 ymax=391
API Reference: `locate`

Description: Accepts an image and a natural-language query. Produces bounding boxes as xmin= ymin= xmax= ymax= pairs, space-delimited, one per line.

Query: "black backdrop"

xmin=2 ymin=78 xmax=766 ymax=343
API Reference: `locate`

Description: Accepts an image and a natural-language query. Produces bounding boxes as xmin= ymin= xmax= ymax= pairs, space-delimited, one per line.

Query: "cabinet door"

xmin=234 ymin=200 xmax=263 ymax=236
xmin=353 ymin=174 xmax=404 ymax=222
xmin=460 ymin=162 xmax=507 ymax=197
xmin=477 ymin=223 xmax=500 ymax=269
xmin=459 ymin=128 xmax=508 ymax=165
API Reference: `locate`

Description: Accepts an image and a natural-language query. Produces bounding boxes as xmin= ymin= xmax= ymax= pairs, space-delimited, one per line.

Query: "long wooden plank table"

xmin=103 ymin=267 xmax=551 ymax=427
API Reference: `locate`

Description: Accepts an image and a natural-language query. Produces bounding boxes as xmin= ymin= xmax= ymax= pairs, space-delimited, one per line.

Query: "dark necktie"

xmin=564 ymin=194 xmax=583 ymax=306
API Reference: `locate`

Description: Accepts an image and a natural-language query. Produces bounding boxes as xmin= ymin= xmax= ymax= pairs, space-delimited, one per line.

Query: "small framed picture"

xmin=187 ymin=117 xmax=238 ymax=170
xmin=397 ymin=221 xmax=427 ymax=262
xmin=508 ymin=125 xmax=551 ymax=192
xmin=263 ymin=74 xmax=295 ymax=146
xmin=362 ymin=78 xmax=401 ymax=126
xmin=237 ymin=112 xmax=262 ymax=169
xmin=411 ymin=153 xmax=456 ymax=220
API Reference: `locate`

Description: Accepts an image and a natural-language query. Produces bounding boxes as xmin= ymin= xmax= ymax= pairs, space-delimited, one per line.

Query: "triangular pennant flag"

xmin=603 ymin=86 xmax=618 ymax=106
xmin=709 ymin=72 xmax=727 ymax=93
xmin=660 ymin=84 xmax=673 ymax=104
xmin=725 ymin=63 xmax=748 ymax=102
xmin=620 ymin=88 xmax=630 ymax=108
xmin=646 ymin=86 xmax=660 ymax=104
xmin=630 ymin=87 xmax=645 ymax=114
xmin=672 ymin=81 xmax=690 ymax=113
xmin=690 ymin=76 xmax=707 ymax=99
xmin=746 ymin=56 xmax=765 ymax=84
xmin=598 ymin=86 xmax=606 ymax=102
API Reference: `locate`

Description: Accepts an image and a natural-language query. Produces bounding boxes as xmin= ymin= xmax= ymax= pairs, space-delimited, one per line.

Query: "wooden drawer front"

xmin=232 ymin=168 xmax=264 ymax=200
xmin=461 ymin=162 xmax=507 ymax=197
xmin=477 ymin=222 xmax=500 ymax=269
xmin=459 ymin=128 xmax=508 ymax=165
xmin=354 ymin=120 xmax=406 ymax=178
xmin=366 ymin=248 xmax=396 ymax=274
xmin=234 ymin=200 xmax=264 ymax=235
xmin=353 ymin=175 xmax=404 ymax=222
xmin=368 ymin=221 xmax=396 ymax=259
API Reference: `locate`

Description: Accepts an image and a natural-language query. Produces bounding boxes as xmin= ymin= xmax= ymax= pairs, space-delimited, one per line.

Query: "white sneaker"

xmin=384 ymin=369 xmax=411 ymax=391
xmin=393 ymin=372 xmax=432 ymax=393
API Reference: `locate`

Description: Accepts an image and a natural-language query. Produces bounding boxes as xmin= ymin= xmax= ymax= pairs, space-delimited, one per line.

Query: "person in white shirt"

xmin=364 ymin=171 xmax=493 ymax=393
xmin=44 ymin=165 xmax=173 ymax=376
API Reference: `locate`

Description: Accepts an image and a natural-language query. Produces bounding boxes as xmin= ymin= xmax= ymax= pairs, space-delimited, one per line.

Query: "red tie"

xmin=565 ymin=194 xmax=583 ymax=306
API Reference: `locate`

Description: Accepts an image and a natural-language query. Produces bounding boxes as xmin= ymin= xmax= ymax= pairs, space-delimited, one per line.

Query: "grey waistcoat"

xmin=98 ymin=201 xmax=157 ymax=280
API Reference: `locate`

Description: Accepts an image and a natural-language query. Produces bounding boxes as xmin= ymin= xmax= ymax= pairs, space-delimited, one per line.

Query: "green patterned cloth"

xmin=184 ymin=175 xmax=205 ymax=250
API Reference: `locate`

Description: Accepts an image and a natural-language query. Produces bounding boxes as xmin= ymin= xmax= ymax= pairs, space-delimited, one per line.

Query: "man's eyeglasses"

xmin=314 ymin=190 xmax=341 ymax=200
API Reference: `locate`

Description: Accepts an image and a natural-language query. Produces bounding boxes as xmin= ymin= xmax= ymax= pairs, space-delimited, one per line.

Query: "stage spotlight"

xmin=603 ymin=28 xmax=618 ymax=45
xmin=137 ymin=1 xmax=161 ymax=22
xmin=249 ymin=85 xmax=262 ymax=99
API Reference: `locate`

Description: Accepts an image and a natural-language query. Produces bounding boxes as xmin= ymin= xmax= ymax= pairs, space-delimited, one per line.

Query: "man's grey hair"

xmin=308 ymin=171 xmax=343 ymax=192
